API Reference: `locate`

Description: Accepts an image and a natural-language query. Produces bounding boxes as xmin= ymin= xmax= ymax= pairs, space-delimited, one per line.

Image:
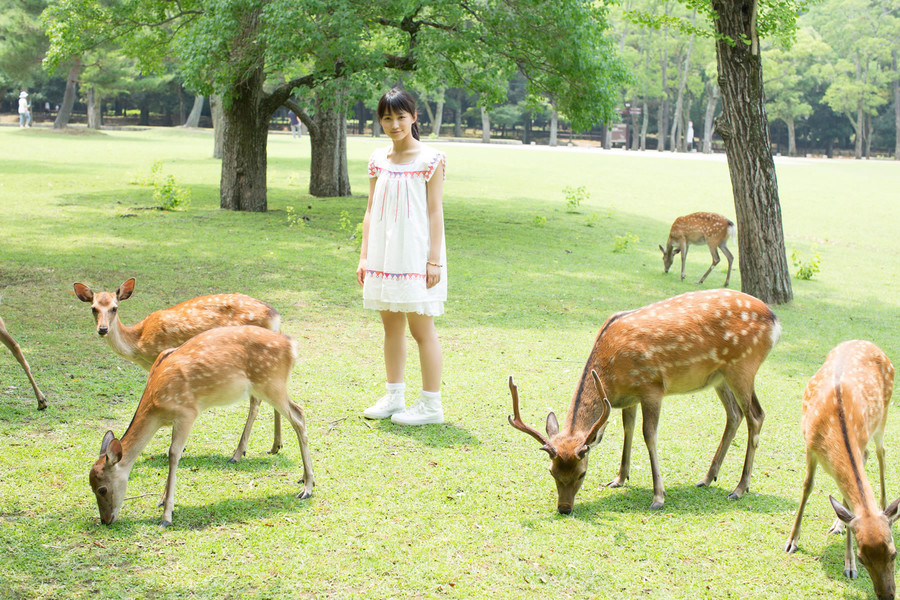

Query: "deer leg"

xmin=284 ymin=401 xmax=315 ymax=499
xmin=0 ymin=319 xmax=47 ymax=410
xmin=640 ymin=395 xmax=665 ymax=509
xmin=679 ymin=243 xmax=689 ymax=281
xmin=607 ymin=404 xmax=636 ymax=488
xmin=720 ymin=243 xmax=734 ymax=287
xmin=698 ymin=384 xmax=743 ymax=487
xmin=230 ymin=396 xmax=262 ymax=463
xmin=697 ymin=244 xmax=720 ymax=284
xmin=875 ymin=432 xmax=887 ymax=510
xmin=843 ymin=498 xmax=858 ymax=579
xmin=726 ymin=383 xmax=765 ymax=500
xmin=785 ymin=452 xmax=818 ymax=553
xmin=269 ymin=412 xmax=283 ymax=456
xmin=160 ymin=417 xmax=196 ymax=526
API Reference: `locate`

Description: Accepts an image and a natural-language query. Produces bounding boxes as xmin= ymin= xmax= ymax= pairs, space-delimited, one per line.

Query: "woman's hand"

xmin=356 ymin=259 xmax=367 ymax=286
xmin=425 ymin=262 xmax=441 ymax=289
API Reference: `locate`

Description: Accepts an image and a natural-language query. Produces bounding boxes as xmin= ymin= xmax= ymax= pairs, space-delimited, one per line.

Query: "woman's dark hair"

xmin=377 ymin=88 xmax=420 ymax=140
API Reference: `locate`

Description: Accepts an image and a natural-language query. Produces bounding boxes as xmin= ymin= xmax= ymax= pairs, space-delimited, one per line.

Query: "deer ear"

xmin=117 ymin=278 xmax=135 ymax=301
xmin=830 ymin=495 xmax=856 ymax=524
xmin=73 ymin=283 xmax=93 ymax=302
xmin=673 ymin=247 xmax=682 ymax=255
xmin=884 ymin=497 xmax=900 ymax=525
xmin=546 ymin=412 xmax=559 ymax=438
xmin=658 ymin=245 xmax=665 ymax=254
xmin=105 ymin=439 xmax=123 ymax=466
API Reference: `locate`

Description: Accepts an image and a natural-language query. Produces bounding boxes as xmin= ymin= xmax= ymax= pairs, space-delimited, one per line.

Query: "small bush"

xmin=563 ymin=185 xmax=590 ymax=212
xmin=532 ymin=215 xmax=548 ymax=227
xmin=285 ymin=206 xmax=307 ymax=228
xmin=152 ymin=174 xmax=191 ymax=211
xmin=612 ymin=233 xmax=639 ymax=253
xmin=791 ymin=249 xmax=821 ymax=280
xmin=585 ymin=213 xmax=601 ymax=227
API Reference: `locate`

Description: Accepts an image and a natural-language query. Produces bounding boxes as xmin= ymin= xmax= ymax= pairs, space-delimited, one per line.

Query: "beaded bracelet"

xmin=426 ymin=261 xmax=442 ymax=268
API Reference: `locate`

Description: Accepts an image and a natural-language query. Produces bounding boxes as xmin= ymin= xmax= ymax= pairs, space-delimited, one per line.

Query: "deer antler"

xmin=508 ymin=376 xmax=557 ymax=457
xmin=576 ymin=370 xmax=613 ymax=459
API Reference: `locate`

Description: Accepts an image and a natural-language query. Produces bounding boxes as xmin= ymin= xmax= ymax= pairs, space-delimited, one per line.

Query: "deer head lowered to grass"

xmin=74 ymin=278 xmax=283 ymax=463
xmin=785 ymin=340 xmax=899 ymax=600
xmin=509 ymin=289 xmax=781 ymax=514
xmin=89 ymin=325 xmax=315 ymax=527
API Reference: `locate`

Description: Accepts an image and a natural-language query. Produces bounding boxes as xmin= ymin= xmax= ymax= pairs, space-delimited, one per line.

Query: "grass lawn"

xmin=1 ymin=124 xmax=899 ymax=599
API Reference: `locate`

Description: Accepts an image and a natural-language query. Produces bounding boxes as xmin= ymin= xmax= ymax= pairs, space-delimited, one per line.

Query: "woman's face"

xmin=380 ymin=108 xmax=416 ymax=142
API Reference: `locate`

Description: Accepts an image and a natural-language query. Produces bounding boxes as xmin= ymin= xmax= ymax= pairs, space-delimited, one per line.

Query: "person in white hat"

xmin=18 ymin=91 xmax=32 ymax=128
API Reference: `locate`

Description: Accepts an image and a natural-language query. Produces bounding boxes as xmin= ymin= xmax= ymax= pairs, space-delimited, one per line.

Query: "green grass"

xmin=1 ymin=124 xmax=899 ymax=599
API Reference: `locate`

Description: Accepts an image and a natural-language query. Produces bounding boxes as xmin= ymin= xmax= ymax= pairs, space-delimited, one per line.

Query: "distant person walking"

xmin=18 ymin=91 xmax=32 ymax=128
xmin=289 ymin=111 xmax=301 ymax=138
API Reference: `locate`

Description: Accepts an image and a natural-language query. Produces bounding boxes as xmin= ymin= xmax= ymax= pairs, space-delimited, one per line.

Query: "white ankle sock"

xmin=386 ymin=382 xmax=405 ymax=395
xmin=421 ymin=390 xmax=441 ymax=403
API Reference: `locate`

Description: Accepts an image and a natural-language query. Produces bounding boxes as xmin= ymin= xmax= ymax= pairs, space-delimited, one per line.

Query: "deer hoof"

xmin=268 ymin=444 xmax=283 ymax=455
xmin=649 ymin=500 xmax=665 ymax=510
xmin=784 ymin=540 xmax=798 ymax=554
xmin=844 ymin=568 xmax=858 ymax=580
xmin=159 ymin=519 xmax=172 ymax=528
xmin=296 ymin=490 xmax=313 ymax=500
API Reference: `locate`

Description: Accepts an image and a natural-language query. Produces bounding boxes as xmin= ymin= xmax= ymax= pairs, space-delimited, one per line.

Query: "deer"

xmin=785 ymin=340 xmax=899 ymax=600
xmin=509 ymin=289 xmax=780 ymax=513
xmin=659 ymin=212 xmax=735 ymax=287
xmin=89 ymin=325 xmax=315 ymax=526
xmin=0 ymin=316 xmax=47 ymax=410
xmin=74 ymin=278 xmax=281 ymax=463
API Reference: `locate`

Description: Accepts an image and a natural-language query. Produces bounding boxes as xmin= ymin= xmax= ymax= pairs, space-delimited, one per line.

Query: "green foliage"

xmin=612 ymin=232 xmax=640 ymax=253
xmin=285 ymin=205 xmax=307 ymax=228
xmin=791 ymin=249 xmax=821 ymax=280
xmin=563 ymin=185 xmax=590 ymax=212
xmin=153 ymin=174 xmax=191 ymax=211
xmin=585 ymin=212 xmax=601 ymax=227
xmin=531 ymin=214 xmax=547 ymax=227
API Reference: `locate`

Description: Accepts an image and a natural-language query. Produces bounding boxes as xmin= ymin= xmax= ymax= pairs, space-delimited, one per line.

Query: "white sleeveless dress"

xmin=363 ymin=145 xmax=447 ymax=316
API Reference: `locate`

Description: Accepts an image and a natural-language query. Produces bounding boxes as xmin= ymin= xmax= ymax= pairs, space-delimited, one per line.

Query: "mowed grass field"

xmin=1 ymin=124 xmax=899 ymax=599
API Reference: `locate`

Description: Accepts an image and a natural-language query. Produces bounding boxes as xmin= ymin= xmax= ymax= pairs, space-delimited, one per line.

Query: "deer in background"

xmin=509 ymin=289 xmax=780 ymax=513
xmin=659 ymin=212 xmax=735 ymax=287
xmin=89 ymin=326 xmax=315 ymax=526
xmin=0 ymin=316 xmax=46 ymax=410
xmin=785 ymin=340 xmax=898 ymax=600
xmin=74 ymin=278 xmax=281 ymax=463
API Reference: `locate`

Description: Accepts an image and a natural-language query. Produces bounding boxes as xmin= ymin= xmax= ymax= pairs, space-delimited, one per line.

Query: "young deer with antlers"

xmin=0 ymin=315 xmax=46 ymax=410
xmin=74 ymin=278 xmax=281 ymax=462
xmin=785 ymin=340 xmax=898 ymax=600
xmin=509 ymin=289 xmax=780 ymax=513
xmin=90 ymin=325 xmax=315 ymax=526
xmin=659 ymin=212 xmax=735 ymax=287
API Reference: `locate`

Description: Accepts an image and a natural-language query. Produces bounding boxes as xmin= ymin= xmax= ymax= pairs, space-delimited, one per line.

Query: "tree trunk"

xmin=894 ymin=49 xmax=899 ymax=160
xmin=54 ymin=60 xmax=80 ymax=129
xmin=220 ymin=72 xmax=269 ymax=212
xmin=184 ymin=95 xmax=204 ymax=128
xmin=433 ymin=99 xmax=445 ymax=137
xmin=630 ymin=102 xmax=640 ymax=150
xmin=670 ymin=33 xmax=694 ymax=152
xmin=308 ymin=90 xmax=350 ymax=197
xmin=549 ymin=108 xmax=558 ymax=147
xmin=480 ymin=106 xmax=491 ymax=143
xmin=786 ymin=114 xmax=797 ymax=156
xmin=712 ymin=0 xmax=792 ymax=305
xmin=703 ymin=80 xmax=719 ymax=154
xmin=210 ymin=94 xmax=225 ymax=158
xmin=87 ymin=85 xmax=101 ymax=129
xmin=640 ymin=100 xmax=649 ymax=150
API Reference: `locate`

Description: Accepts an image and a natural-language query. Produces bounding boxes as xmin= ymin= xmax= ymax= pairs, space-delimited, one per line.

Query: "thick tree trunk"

xmin=87 ymin=85 xmax=101 ymax=129
xmin=703 ymin=80 xmax=719 ymax=154
xmin=220 ymin=72 xmax=269 ymax=212
xmin=210 ymin=94 xmax=225 ymax=158
xmin=54 ymin=60 xmax=80 ymax=129
xmin=480 ymin=106 xmax=491 ymax=143
xmin=308 ymin=91 xmax=350 ymax=197
xmin=184 ymin=95 xmax=204 ymax=128
xmin=712 ymin=0 xmax=792 ymax=305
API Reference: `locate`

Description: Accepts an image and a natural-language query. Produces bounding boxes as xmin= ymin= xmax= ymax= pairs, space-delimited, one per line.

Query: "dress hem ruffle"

xmin=363 ymin=299 xmax=445 ymax=316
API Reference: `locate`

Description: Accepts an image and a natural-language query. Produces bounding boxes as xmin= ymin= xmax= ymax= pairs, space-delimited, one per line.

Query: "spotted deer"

xmin=509 ymin=289 xmax=780 ymax=513
xmin=785 ymin=340 xmax=898 ymax=600
xmin=659 ymin=212 xmax=735 ymax=287
xmin=74 ymin=278 xmax=281 ymax=462
xmin=89 ymin=326 xmax=314 ymax=526
xmin=0 ymin=316 xmax=46 ymax=410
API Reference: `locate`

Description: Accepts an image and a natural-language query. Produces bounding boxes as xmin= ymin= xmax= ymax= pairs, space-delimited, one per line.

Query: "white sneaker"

xmin=390 ymin=397 xmax=444 ymax=426
xmin=363 ymin=393 xmax=405 ymax=419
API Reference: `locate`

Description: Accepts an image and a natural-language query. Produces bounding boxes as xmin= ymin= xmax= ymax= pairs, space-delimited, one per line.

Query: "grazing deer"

xmin=89 ymin=325 xmax=315 ymax=526
xmin=0 ymin=316 xmax=46 ymax=410
xmin=659 ymin=212 xmax=735 ymax=287
xmin=509 ymin=289 xmax=780 ymax=513
xmin=74 ymin=278 xmax=281 ymax=463
xmin=785 ymin=340 xmax=898 ymax=600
